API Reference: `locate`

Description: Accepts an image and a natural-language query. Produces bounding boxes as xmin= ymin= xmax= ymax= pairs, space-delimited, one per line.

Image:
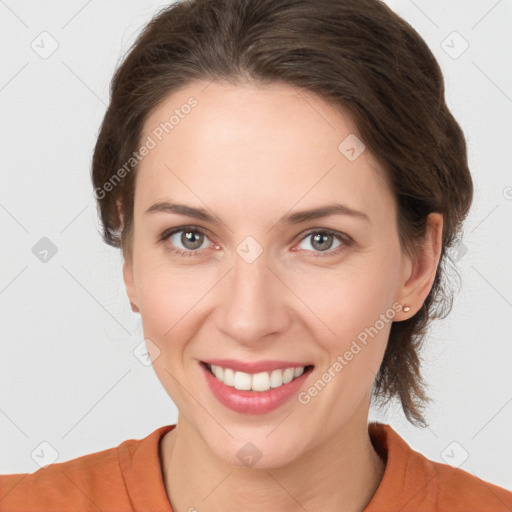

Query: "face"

xmin=123 ymin=80 xmax=426 ymax=468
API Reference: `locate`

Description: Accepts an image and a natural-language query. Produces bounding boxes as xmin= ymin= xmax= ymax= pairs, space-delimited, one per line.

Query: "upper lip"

xmin=201 ymin=359 xmax=313 ymax=374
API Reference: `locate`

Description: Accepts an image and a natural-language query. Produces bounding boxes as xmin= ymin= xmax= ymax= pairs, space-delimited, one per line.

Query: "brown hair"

xmin=91 ymin=0 xmax=473 ymax=427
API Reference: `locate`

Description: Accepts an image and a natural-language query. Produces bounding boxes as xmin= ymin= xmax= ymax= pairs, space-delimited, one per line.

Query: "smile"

xmin=205 ymin=362 xmax=313 ymax=391
xmin=199 ymin=361 xmax=315 ymax=414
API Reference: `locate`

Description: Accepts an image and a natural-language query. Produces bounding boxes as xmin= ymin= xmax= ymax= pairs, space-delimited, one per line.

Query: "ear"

xmin=117 ymin=199 xmax=139 ymax=313
xmin=123 ymin=259 xmax=139 ymax=313
xmin=116 ymin=199 xmax=125 ymax=229
xmin=395 ymin=212 xmax=443 ymax=320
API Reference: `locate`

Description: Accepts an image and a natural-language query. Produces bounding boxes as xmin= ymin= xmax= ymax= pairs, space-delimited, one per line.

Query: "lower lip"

xmin=200 ymin=362 xmax=313 ymax=414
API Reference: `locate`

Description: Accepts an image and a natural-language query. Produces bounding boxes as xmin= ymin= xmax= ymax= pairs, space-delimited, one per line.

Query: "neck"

xmin=160 ymin=412 xmax=385 ymax=512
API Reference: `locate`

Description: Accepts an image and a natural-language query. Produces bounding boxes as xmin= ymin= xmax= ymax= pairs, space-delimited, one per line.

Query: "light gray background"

xmin=1 ymin=0 xmax=511 ymax=492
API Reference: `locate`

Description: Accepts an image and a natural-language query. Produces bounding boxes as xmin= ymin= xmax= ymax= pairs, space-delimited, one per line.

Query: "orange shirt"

xmin=1 ymin=422 xmax=511 ymax=511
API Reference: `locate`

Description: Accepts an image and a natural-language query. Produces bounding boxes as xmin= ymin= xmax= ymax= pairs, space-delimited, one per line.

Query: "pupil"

xmin=183 ymin=231 xmax=202 ymax=250
xmin=313 ymin=233 xmax=331 ymax=251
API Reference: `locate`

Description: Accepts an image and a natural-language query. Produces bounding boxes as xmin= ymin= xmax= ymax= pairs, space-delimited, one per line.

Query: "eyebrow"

xmin=145 ymin=201 xmax=370 ymax=225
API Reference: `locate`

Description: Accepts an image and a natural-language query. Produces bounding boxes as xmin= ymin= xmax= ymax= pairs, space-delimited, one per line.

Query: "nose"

xmin=214 ymin=248 xmax=291 ymax=347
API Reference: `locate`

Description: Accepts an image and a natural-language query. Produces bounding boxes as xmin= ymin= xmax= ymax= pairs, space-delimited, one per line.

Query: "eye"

xmin=159 ymin=226 xmax=215 ymax=256
xmin=158 ymin=226 xmax=352 ymax=259
xmin=294 ymin=229 xmax=352 ymax=258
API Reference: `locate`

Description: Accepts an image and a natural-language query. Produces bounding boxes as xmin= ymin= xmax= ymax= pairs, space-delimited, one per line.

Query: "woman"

xmin=1 ymin=0 xmax=511 ymax=510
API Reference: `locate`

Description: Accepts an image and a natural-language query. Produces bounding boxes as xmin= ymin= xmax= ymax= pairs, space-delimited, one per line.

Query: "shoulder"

xmin=367 ymin=422 xmax=512 ymax=512
xmin=0 ymin=442 xmax=129 ymax=511
xmin=430 ymin=458 xmax=512 ymax=510
xmin=0 ymin=425 xmax=173 ymax=511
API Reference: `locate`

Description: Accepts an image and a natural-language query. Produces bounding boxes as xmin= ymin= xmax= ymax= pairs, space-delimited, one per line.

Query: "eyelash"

xmin=158 ymin=225 xmax=353 ymax=259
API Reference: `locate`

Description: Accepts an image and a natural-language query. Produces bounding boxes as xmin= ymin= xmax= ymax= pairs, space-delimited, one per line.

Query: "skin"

xmin=122 ymin=80 xmax=443 ymax=512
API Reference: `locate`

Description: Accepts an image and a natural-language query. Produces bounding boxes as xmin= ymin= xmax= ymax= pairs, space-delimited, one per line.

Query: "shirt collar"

xmin=118 ymin=422 xmax=437 ymax=511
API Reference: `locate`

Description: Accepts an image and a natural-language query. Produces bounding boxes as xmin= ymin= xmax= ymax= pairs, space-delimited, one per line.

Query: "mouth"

xmin=199 ymin=361 xmax=315 ymax=414
xmin=200 ymin=361 xmax=314 ymax=384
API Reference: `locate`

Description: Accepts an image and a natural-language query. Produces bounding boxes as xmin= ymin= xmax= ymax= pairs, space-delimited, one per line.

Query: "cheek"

xmin=290 ymin=257 xmax=400 ymax=399
xmin=134 ymin=257 xmax=220 ymax=347
xmin=301 ymin=268 xmax=397 ymax=410
xmin=140 ymin=277 xmax=195 ymax=336
xmin=134 ymin=234 xmax=402 ymax=352
xmin=134 ymin=264 xmax=210 ymax=405
xmin=135 ymin=254 xmax=193 ymax=336
xmin=314 ymin=289 xmax=392 ymax=388
xmin=289 ymin=258 xmax=398 ymax=341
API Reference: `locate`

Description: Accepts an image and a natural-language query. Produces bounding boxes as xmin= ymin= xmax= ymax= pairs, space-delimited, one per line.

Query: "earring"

xmin=130 ymin=302 xmax=140 ymax=313
xmin=402 ymin=305 xmax=411 ymax=313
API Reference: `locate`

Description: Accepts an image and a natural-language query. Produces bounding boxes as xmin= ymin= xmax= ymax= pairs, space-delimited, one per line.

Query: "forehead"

xmin=135 ymin=80 xmax=393 ymax=224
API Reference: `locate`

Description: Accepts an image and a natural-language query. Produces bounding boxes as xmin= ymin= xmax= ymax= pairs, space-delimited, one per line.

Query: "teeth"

xmin=252 ymin=371 xmax=271 ymax=392
xmin=270 ymin=369 xmax=283 ymax=388
xmin=208 ymin=364 xmax=308 ymax=391
xmin=233 ymin=370 xmax=252 ymax=390
xmin=282 ymin=368 xmax=294 ymax=384
xmin=223 ymin=367 xmax=235 ymax=386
